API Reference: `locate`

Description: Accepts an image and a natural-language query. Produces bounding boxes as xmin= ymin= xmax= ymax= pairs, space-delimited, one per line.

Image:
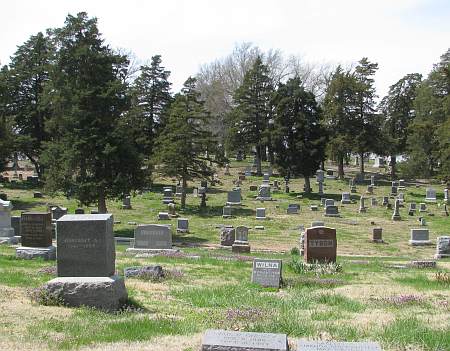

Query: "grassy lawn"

xmin=0 ymin=161 xmax=449 ymax=350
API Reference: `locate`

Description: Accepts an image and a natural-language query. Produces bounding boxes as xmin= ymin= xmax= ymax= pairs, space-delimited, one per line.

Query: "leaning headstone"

xmin=51 ymin=206 xmax=68 ymax=221
xmin=425 ymin=188 xmax=437 ymax=202
xmin=227 ymin=189 xmax=242 ymax=205
xmin=128 ymin=224 xmax=173 ymax=252
xmin=341 ymin=192 xmax=351 ymax=204
xmin=177 ymin=218 xmax=189 ymax=233
xmin=0 ymin=199 xmax=15 ymax=240
xmin=256 ymin=184 xmax=272 ymax=201
xmin=223 ymin=206 xmax=232 ymax=218
xmin=324 ymin=205 xmax=340 ymax=217
xmin=201 ymin=329 xmax=288 ymax=351
xmin=44 ymin=214 xmax=127 ymax=311
xmin=251 ymin=258 xmax=282 ymax=288
xmin=232 ymin=226 xmax=250 ymax=253
xmin=435 ymin=236 xmax=450 ymax=259
xmin=256 ymin=208 xmax=266 ymax=220
xmin=304 ymin=226 xmax=337 ymax=263
xmin=297 ymin=340 xmax=381 ymax=351
xmin=220 ymin=227 xmax=235 ymax=246
xmin=372 ymin=228 xmax=383 ymax=243
xmin=16 ymin=212 xmax=55 ymax=260
xmin=409 ymin=228 xmax=432 ymax=246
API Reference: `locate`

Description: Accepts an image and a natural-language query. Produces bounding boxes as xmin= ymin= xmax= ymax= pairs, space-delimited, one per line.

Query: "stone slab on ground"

xmin=126 ymin=248 xmax=179 ymax=255
xmin=0 ymin=236 xmax=19 ymax=245
xmin=16 ymin=245 xmax=56 ymax=260
xmin=297 ymin=340 xmax=381 ymax=351
xmin=43 ymin=276 xmax=127 ymax=311
xmin=202 ymin=329 xmax=288 ymax=351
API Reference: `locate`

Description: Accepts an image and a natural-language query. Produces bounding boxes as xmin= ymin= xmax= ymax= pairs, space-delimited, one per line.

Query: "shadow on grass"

xmin=179 ymin=204 xmax=253 ymax=218
xmin=10 ymin=199 xmax=48 ymax=212
xmin=114 ymin=228 xmax=134 ymax=237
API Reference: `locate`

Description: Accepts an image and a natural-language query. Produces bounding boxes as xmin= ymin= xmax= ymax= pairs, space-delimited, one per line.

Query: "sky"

xmin=0 ymin=0 xmax=449 ymax=97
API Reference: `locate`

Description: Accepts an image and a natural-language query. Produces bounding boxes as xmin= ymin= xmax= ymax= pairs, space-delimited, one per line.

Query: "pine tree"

xmin=229 ymin=56 xmax=273 ymax=175
xmin=379 ymin=73 xmax=422 ymax=179
xmin=42 ymin=12 xmax=147 ymax=213
xmin=271 ymin=77 xmax=327 ymax=192
xmin=128 ymin=55 xmax=172 ymax=157
xmin=7 ymin=32 xmax=54 ymax=177
xmin=0 ymin=66 xmax=13 ymax=172
xmin=153 ymin=77 xmax=218 ymax=208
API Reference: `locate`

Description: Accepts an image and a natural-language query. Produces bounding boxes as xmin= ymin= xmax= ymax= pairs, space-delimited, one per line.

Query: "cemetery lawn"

xmin=0 ymin=161 xmax=449 ymax=350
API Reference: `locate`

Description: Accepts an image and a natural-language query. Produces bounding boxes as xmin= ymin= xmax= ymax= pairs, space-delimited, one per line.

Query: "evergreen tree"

xmin=229 ymin=56 xmax=273 ymax=175
xmin=153 ymin=77 xmax=218 ymax=208
xmin=379 ymin=73 xmax=422 ymax=179
xmin=0 ymin=66 xmax=13 ymax=172
xmin=353 ymin=58 xmax=382 ymax=176
xmin=128 ymin=55 xmax=172 ymax=157
xmin=322 ymin=66 xmax=358 ymax=179
xmin=8 ymin=32 xmax=54 ymax=177
xmin=42 ymin=12 xmax=147 ymax=213
xmin=271 ymin=77 xmax=327 ymax=192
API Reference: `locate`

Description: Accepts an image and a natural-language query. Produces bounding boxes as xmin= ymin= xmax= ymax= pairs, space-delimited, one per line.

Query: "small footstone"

xmin=43 ymin=276 xmax=127 ymax=311
xmin=127 ymin=221 xmax=137 ymax=225
xmin=297 ymin=340 xmax=381 ymax=351
xmin=255 ymin=226 xmax=265 ymax=230
xmin=410 ymin=260 xmax=436 ymax=269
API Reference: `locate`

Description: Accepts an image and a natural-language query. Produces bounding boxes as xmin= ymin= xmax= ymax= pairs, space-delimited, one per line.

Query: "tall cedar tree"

xmin=379 ymin=73 xmax=422 ymax=179
xmin=322 ymin=66 xmax=359 ymax=179
xmin=154 ymin=77 xmax=218 ymax=208
xmin=0 ymin=66 xmax=13 ymax=171
xmin=407 ymin=49 xmax=450 ymax=179
xmin=353 ymin=58 xmax=382 ymax=175
xmin=42 ymin=13 xmax=147 ymax=213
xmin=8 ymin=32 xmax=54 ymax=177
xmin=128 ymin=55 xmax=172 ymax=157
xmin=271 ymin=77 xmax=327 ymax=192
xmin=229 ymin=56 xmax=273 ymax=175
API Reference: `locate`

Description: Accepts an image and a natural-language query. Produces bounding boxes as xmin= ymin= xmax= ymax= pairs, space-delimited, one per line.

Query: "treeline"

xmin=0 ymin=12 xmax=448 ymax=211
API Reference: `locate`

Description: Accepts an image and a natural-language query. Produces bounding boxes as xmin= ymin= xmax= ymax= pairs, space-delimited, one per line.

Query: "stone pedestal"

xmin=43 ymin=276 xmax=127 ymax=311
xmin=15 ymin=245 xmax=56 ymax=260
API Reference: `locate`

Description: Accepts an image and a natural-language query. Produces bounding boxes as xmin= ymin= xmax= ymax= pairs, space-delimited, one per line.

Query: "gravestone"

xmin=19 ymin=212 xmax=53 ymax=250
xmin=129 ymin=224 xmax=173 ymax=251
xmin=74 ymin=208 xmax=85 ymax=214
xmin=232 ymin=226 xmax=250 ymax=253
xmin=11 ymin=216 xmax=20 ymax=237
xmin=373 ymin=157 xmax=385 ymax=168
xmin=310 ymin=205 xmax=318 ymax=211
xmin=177 ymin=218 xmax=189 ymax=233
xmin=51 ymin=206 xmax=68 ymax=221
xmin=224 ymin=164 xmax=231 ymax=175
xmin=318 ymin=181 xmax=324 ymax=195
xmin=372 ymin=228 xmax=383 ymax=243
xmin=367 ymin=185 xmax=373 ymax=194
xmin=371 ymin=197 xmax=377 ymax=206
xmin=245 ymin=168 xmax=252 ymax=177
xmin=56 ymin=214 xmax=115 ymax=276
xmin=262 ymin=173 xmax=270 ymax=183
xmin=158 ymin=212 xmax=170 ymax=220
xmin=425 ymin=188 xmax=436 ymax=202
xmin=167 ymin=203 xmax=177 ymax=217
xmin=409 ymin=229 xmax=432 ymax=246
xmin=223 ymin=206 xmax=232 ymax=218
xmin=287 ymin=204 xmax=299 ymax=214
xmin=311 ymin=221 xmax=325 ymax=227
xmin=435 ymin=236 xmax=450 ymax=259
xmin=0 ymin=199 xmax=14 ymax=239
xmin=201 ymin=180 xmax=208 ymax=189
xmin=201 ymin=329 xmax=288 ymax=351
xmin=419 ymin=203 xmax=427 ymax=212
xmin=220 ymin=227 xmax=235 ymax=246
xmin=382 ymin=196 xmax=389 ymax=206
xmin=256 ymin=184 xmax=272 ymax=201
xmin=162 ymin=187 xmax=174 ymax=204
xmin=349 ymin=179 xmax=356 ymax=193
xmin=251 ymin=258 xmax=282 ymax=288
xmin=397 ymin=193 xmax=405 ymax=205
xmin=121 ymin=195 xmax=132 ymax=209
xmin=33 ymin=192 xmax=43 ymax=198
xmin=325 ymin=169 xmax=336 ymax=179
xmin=304 ymin=226 xmax=337 ymax=263
xmin=316 ymin=169 xmax=324 ymax=183
xmin=175 ymin=185 xmax=183 ymax=197
xmin=273 ymin=180 xmax=280 ymax=190
xmin=370 ymin=175 xmax=375 ymax=187
xmin=391 ymin=199 xmax=401 ymax=221
xmin=390 ymin=186 xmax=398 ymax=196
xmin=297 ymin=340 xmax=381 ymax=351
xmin=409 ymin=203 xmax=417 ymax=213
xmin=324 ymin=205 xmax=340 ymax=217
xmin=358 ymin=197 xmax=366 ymax=213
xmin=324 ymin=199 xmax=334 ymax=207
xmin=256 ymin=208 xmax=266 ymax=220
xmin=341 ymin=192 xmax=351 ymax=204
xmin=444 ymin=188 xmax=449 ymax=204
xmin=227 ymin=189 xmax=242 ymax=205
xmin=249 ymin=185 xmax=258 ymax=191
xmin=398 ymin=179 xmax=406 ymax=189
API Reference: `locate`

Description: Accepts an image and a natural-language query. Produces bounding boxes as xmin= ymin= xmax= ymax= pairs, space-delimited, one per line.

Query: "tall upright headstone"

xmin=0 ymin=199 xmax=14 ymax=239
xmin=359 ymin=197 xmax=367 ymax=213
xmin=392 ymin=199 xmax=401 ymax=221
xmin=232 ymin=226 xmax=250 ymax=253
xmin=304 ymin=226 xmax=337 ymax=263
xmin=256 ymin=184 xmax=272 ymax=201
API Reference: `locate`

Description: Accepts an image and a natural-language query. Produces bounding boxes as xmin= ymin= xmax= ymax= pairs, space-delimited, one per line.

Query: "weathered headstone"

xmin=256 ymin=208 xmax=266 ymax=220
xmin=325 ymin=199 xmax=334 ymax=207
xmin=390 ymin=186 xmax=398 ymax=196
xmin=409 ymin=228 xmax=432 ymax=246
xmin=251 ymin=258 xmax=282 ymax=288
xmin=370 ymin=175 xmax=375 ymax=187
xmin=372 ymin=227 xmax=383 ymax=243
xmin=325 ymin=169 xmax=336 ymax=179
xmin=227 ymin=189 xmax=242 ymax=205
xmin=324 ymin=205 xmax=340 ymax=217
xmin=51 ymin=206 xmax=68 ymax=221
xmin=287 ymin=204 xmax=300 ymax=214
xmin=223 ymin=206 xmax=232 ymax=218
xmin=358 ymin=197 xmax=366 ymax=213
xmin=304 ymin=226 xmax=337 ymax=263
xmin=177 ymin=218 xmax=189 ymax=233
xmin=74 ymin=208 xmax=85 ymax=214
xmin=444 ymin=188 xmax=449 ymax=204
xmin=130 ymin=224 xmax=173 ymax=251
xmin=435 ymin=236 xmax=450 ymax=259
xmin=220 ymin=227 xmax=235 ymax=246
xmin=425 ymin=188 xmax=437 ymax=202
xmin=256 ymin=184 xmax=272 ymax=201
xmin=158 ymin=212 xmax=170 ymax=220
xmin=398 ymin=179 xmax=406 ymax=189
xmin=297 ymin=340 xmax=381 ymax=351
xmin=311 ymin=221 xmax=325 ymax=227
xmin=392 ymin=199 xmax=401 ymax=221
xmin=341 ymin=192 xmax=351 ymax=204
xmin=0 ymin=199 xmax=14 ymax=239
xmin=201 ymin=329 xmax=288 ymax=351
xmin=419 ymin=202 xmax=427 ymax=212
xmin=20 ymin=212 xmax=52 ymax=248
xmin=175 ymin=185 xmax=183 ymax=197
xmin=232 ymin=226 xmax=250 ymax=253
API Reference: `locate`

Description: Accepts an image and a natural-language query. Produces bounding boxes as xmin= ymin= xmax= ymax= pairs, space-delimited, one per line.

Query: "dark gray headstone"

xmin=51 ymin=206 xmax=68 ymax=221
xmin=202 ymin=329 xmax=288 ymax=351
xmin=251 ymin=258 xmax=282 ymax=288
xmin=56 ymin=214 xmax=115 ymax=277
xmin=297 ymin=340 xmax=381 ymax=351
xmin=11 ymin=216 xmax=21 ymax=236
xmin=20 ymin=212 xmax=52 ymax=247
xmin=134 ymin=224 xmax=172 ymax=249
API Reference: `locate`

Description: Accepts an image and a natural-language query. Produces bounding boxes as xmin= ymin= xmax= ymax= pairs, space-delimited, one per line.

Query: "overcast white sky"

xmin=1 ymin=0 xmax=449 ymax=97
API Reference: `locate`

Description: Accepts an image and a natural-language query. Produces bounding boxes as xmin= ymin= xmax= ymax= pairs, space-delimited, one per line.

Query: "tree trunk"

xmin=390 ymin=154 xmax=396 ymax=180
xmin=359 ymin=152 xmax=365 ymax=176
xmin=181 ymin=176 xmax=187 ymax=209
xmin=338 ymin=154 xmax=345 ymax=180
xmin=98 ymin=189 xmax=107 ymax=213
xmin=304 ymin=176 xmax=311 ymax=193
